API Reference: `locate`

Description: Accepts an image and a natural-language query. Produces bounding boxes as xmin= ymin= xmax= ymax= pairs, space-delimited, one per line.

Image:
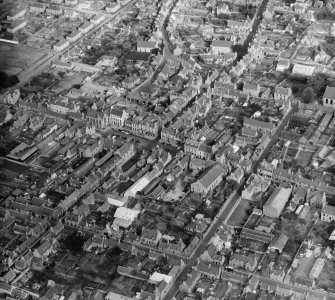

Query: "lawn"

xmin=0 ymin=43 xmax=48 ymax=76
xmin=227 ymin=198 xmax=252 ymax=227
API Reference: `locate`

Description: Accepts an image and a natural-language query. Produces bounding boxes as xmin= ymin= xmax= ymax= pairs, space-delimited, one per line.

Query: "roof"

xmin=275 ymin=86 xmax=291 ymax=96
xmin=196 ymin=164 xmax=224 ymax=189
xmin=149 ymin=272 xmax=172 ymax=284
xmin=322 ymin=204 xmax=335 ymax=216
xmin=114 ymin=207 xmax=140 ymax=221
xmin=137 ymin=41 xmax=157 ymax=49
xmin=264 ymin=187 xmax=291 ymax=212
xmin=323 ymin=86 xmax=335 ymax=100
xmin=211 ymin=40 xmax=233 ymax=48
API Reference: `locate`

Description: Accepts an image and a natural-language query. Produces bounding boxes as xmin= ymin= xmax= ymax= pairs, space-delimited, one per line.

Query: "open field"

xmin=0 ymin=44 xmax=48 ymax=76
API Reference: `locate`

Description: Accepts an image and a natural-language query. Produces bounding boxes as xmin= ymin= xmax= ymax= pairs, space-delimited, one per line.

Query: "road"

xmin=15 ymin=0 xmax=136 ymax=87
xmin=130 ymin=0 xmax=178 ymax=94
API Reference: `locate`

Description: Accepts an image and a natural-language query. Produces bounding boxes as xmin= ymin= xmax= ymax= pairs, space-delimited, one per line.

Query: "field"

xmin=0 ymin=44 xmax=47 ymax=76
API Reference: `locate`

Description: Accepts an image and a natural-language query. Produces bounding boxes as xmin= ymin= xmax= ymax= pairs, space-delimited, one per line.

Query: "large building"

xmin=210 ymin=40 xmax=233 ymax=54
xmin=321 ymin=203 xmax=335 ymax=222
xmin=263 ymin=187 xmax=291 ymax=218
xmin=191 ymin=163 xmax=225 ymax=195
xmin=322 ymin=86 xmax=335 ymax=109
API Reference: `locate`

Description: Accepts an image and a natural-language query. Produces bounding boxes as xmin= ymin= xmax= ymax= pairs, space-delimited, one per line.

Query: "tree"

xmin=62 ymin=231 xmax=86 ymax=254
xmin=0 ymin=71 xmax=19 ymax=89
xmin=301 ymin=87 xmax=316 ymax=103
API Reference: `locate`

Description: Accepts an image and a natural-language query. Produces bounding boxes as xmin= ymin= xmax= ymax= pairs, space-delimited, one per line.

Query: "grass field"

xmin=0 ymin=44 xmax=47 ymax=76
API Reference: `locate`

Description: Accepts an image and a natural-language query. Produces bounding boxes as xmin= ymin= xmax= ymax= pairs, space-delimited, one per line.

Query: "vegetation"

xmin=301 ymin=87 xmax=316 ymax=103
xmin=62 ymin=231 xmax=86 ymax=254
xmin=0 ymin=71 xmax=19 ymax=90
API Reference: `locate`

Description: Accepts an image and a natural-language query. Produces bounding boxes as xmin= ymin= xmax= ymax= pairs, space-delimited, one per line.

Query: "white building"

xmin=263 ymin=187 xmax=291 ymax=218
xmin=211 ymin=40 xmax=233 ymax=54
xmin=321 ymin=203 xmax=335 ymax=222
xmin=112 ymin=207 xmax=140 ymax=230
xmin=292 ymin=64 xmax=315 ymax=76
xmin=53 ymin=40 xmax=69 ymax=52
xmin=322 ymin=86 xmax=335 ymax=109
xmin=106 ymin=3 xmax=120 ymax=13
xmin=66 ymin=30 xmax=82 ymax=43
xmin=124 ymin=176 xmax=150 ymax=199
xmin=78 ymin=22 xmax=94 ymax=34
xmin=137 ymin=41 xmax=157 ymax=53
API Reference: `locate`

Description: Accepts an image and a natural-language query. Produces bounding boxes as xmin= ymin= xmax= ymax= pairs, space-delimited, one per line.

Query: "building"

xmin=211 ymin=40 xmax=233 ymax=54
xmin=321 ymin=203 xmax=335 ymax=222
xmin=191 ymin=164 xmax=225 ymax=195
xmin=30 ymin=3 xmax=45 ymax=13
xmin=263 ymin=187 xmax=291 ymax=218
xmin=110 ymin=107 xmax=128 ymax=127
xmin=7 ymin=7 xmax=26 ymax=21
xmin=112 ymin=207 xmax=140 ymax=230
xmin=137 ymin=41 xmax=157 ymax=53
xmin=46 ymin=5 xmax=63 ymax=15
xmin=243 ymin=83 xmax=260 ymax=96
xmin=322 ymin=86 xmax=335 ymax=108
xmin=140 ymin=228 xmax=162 ymax=246
xmin=274 ymin=86 xmax=292 ymax=101
xmin=66 ymin=30 xmax=82 ymax=43
xmin=7 ymin=19 xmax=27 ymax=33
xmin=106 ymin=2 xmax=120 ymax=13
xmin=90 ymin=14 xmax=105 ymax=25
xmin=78 ymin=22 xmax=94 ymax=34
xmin=229 ymin=253 xmax=257 ymax=271
xmin=53 ymin=40 xmax=69 ymax=52
xmin=243 ymin=117 xmax=275 ymax=134
xmin=292 ymin=64 xmax=315 ymax=76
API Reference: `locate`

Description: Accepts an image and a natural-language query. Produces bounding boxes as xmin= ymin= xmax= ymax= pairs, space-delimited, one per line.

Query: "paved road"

xmin=129 ymin=0 xmax=178 ymax=94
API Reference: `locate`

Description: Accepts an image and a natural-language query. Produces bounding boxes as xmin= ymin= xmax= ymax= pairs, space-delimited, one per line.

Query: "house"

xmin=53 ymin=40 xmax=69 ymax=52
xmin=46 ymin=5 xmax=63 ymax=15
xmin=229 ymin=253 xmax=257 ymax=271
xmin=112 ymin=207 xmax=140 ymax=230
xmin=140 ymin=228 xmax=162 ymax=246
xmin=7 ymin=19 xmax=27 ymax=33
xmin=180 ymin=270 xmax=201 ymax=293
xmin=137 ymin=41 xmax=157 ymax=53
xmin=321 ymin=203 xmax=335 ymax=222
xmin=243 ymin=83 xmax=260 ymax=96
xmin=110 ymin=107 xmax=128 ymax=127
xmin=106 ymin=2 xmax=120 ymax=13
xmin=268 ymin=234 xmax=288 ymax=253
xmin=30 ymin=3 xmax=45 ymax=13
xmin=227 ymin=166 xmax=244 ymax=184
xmin=270 ymin=268 xmax=285 ymax=281
xmin=243 ymin=117 xmax=275 ymax=134
xmin=274 ymin=86 xmax=292 ymax=101
xmin=306 ymin=190 xmax=326 ymax=208
xmin=7 ymin=7 xmax=26 ymax=21
xmin=210 ymin=40 xmax=233 ymax=54
xmin=66 ymin=30 xmax=82 ymax=43
xmin=292 ymin=64 xmax=315 ymax=76
xmin=196 ymin=262 xmax=222 ymax=279
xmin=78 ymin=22 xmax=94 ymax=34
xmin=263 ymin=187 xmax=291 ymax=218
xmin=276 ymin=59 xmax=290 ymax=72
xmin=191 ymin=164 xmax=225 ymax=195
xmin=90 ymin=14 xmax=105 ymax=24
xmin=323 ymin=86 xmax=335 ymax=109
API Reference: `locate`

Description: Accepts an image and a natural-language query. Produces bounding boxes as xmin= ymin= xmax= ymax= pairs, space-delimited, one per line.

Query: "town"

xmin=0 ymin=0 xmax=335 ymax=299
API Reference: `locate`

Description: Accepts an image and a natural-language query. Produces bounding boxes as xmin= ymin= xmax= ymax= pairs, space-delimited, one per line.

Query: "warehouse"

xmin=263 ymin=187 xmax=291 ymax=218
